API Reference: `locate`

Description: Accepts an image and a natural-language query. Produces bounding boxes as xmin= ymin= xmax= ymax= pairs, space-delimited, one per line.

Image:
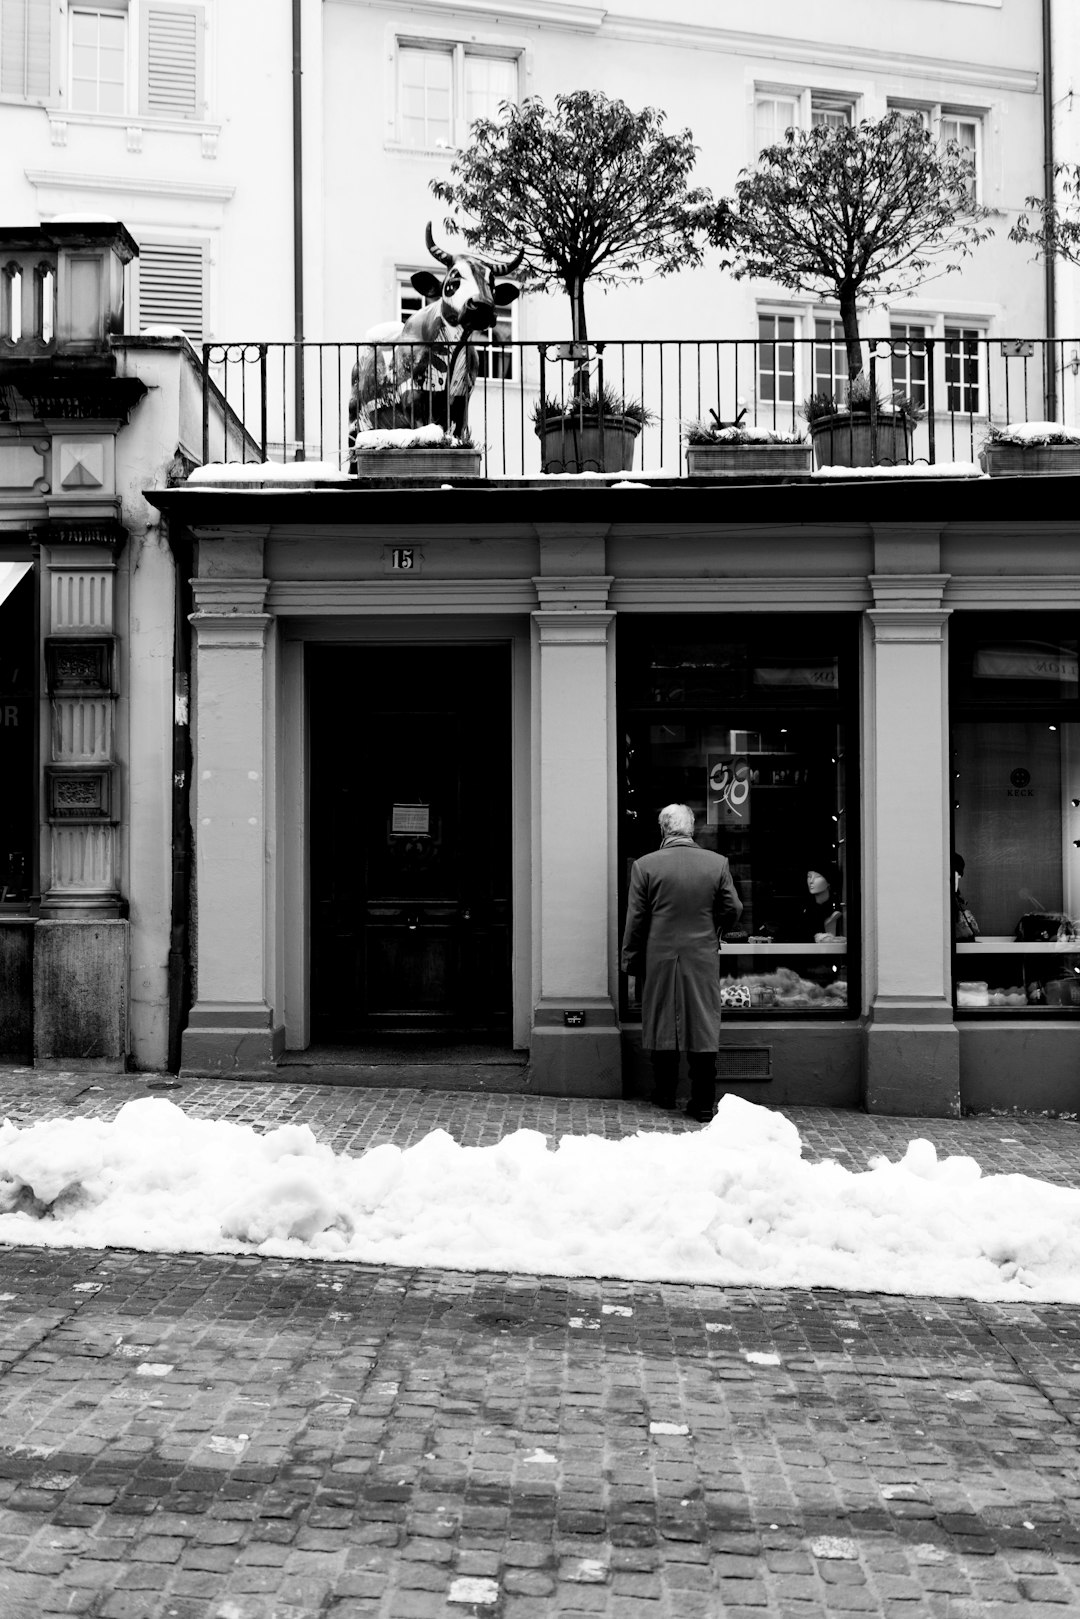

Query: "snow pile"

xmin=812 ymin=461 xmax=983 ymax=479
xmin=692 ymin=425 xmax=806 ymax=445
xmin=352 ymin=424 xmax=463 ymax=452
xmin=188 ymin=461 xmax=352 ymax=483
xmin=2 ymin=1096 xmax=1080 ymax=1300
xmin=993 ymin=421 xmax=1080 ymax=445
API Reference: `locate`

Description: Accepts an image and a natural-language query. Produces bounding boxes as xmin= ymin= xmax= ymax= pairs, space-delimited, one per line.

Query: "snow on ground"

xmin=2 ymin=1095 xmax=1079 ymax=1301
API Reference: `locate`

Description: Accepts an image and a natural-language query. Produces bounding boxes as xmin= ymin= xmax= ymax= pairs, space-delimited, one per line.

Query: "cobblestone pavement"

xmin=2 ymin=1069 xmax=1080 ymax=1617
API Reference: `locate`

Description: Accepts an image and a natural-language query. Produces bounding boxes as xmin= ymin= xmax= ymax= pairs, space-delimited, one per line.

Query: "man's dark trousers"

xmin=650 ymin=1050 xmax=717 ymax=1114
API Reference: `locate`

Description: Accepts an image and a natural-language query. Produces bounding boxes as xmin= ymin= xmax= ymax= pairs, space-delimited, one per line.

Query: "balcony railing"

xmin=198 ymin=336 xmax=1080 ymax=476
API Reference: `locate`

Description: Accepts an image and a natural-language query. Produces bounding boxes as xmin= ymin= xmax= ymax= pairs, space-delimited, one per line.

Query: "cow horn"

xmin=425 ymin=222 xmax=454 ymax=267
xmin=490 ymin=245 xmax=525 ymax=276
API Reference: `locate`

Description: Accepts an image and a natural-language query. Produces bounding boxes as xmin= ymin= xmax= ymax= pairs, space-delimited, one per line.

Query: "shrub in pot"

xmin=533 ymin=384 xmax=651 ymax=474
xmin=684 ymin=411 xmax=811 ymax=476
xmin=981 ymin=422 xmax=1080 ymax=477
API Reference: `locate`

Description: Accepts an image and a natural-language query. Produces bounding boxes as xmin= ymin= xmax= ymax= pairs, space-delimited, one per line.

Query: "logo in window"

xmin=1010 ymin=768 xmax=1031 ymax=789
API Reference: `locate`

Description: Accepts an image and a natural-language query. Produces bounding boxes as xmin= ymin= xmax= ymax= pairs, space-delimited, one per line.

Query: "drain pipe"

xmin=1043 ymin=0 xmax=1058 ymax=420
xmin=292 ymin=0 xmax=306 ymax=459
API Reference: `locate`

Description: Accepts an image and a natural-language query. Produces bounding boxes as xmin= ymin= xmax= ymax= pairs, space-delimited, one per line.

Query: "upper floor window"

xmin=71 ymin=6 xmax=125 ymax=113
xmin=397 ymin=41 xmax=517 ymax=151
xmin=814 ymin=317 xmax=848 ymax=398
xmin=944 ymin=324 xmax=983 ymax=415
xmin=810 ymin=94 xmax=854 ymax=130
xmin=757 ymin=313 xmax=797 ymax=406
xmin=754 ymin=93 xmax=798 ymax=152
xmin=133 ymin=235 xmax=207 ymax=341
xmin=1 ymin=0 xmax=204 ymax=116
xmin=397 ymin=270 xmax=516 ymax=380
xmin=889 ymin=322 xmax=928 ymax=410
xmin=888 ymin=100 xmax=982 ymax=201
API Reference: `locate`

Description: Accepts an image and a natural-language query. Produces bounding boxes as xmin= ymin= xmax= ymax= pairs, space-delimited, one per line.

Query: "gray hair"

xmin=658 ymin=803 xmax=695 ymax=837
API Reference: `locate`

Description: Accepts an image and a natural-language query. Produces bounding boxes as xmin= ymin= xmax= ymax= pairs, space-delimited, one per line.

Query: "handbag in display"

xmin=720 ymin=984 xmax=752 ymax=1009
xmin=1015 ymin=912 xmax=1077 ymax=943
xmin=954 ymin=891 xmax=979 ymax=942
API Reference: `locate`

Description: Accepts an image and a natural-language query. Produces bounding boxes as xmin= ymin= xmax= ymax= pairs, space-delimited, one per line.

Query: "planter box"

xmin=686 ymin=442 xmax=812 ymax=478
xmin=353 ymin=449 xmax=482 ymax=478
xmin=538 ymin=415 xmax=642 ymax=474
xmin=809 ymin=413 xmax=912 ymax=469
xmin=982 ymin=442 xmax=1080 ymax=477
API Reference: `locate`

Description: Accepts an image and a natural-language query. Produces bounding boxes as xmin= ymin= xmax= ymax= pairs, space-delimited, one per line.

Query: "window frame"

xmin=392 ymin=35 xmax=521 ymax=153
xmin=887 ymin=98 xmax=984 ymax=203
xmin=950 ymin=610 xmax=1080 ymax=1020
xmin=617 ymin=612 xmax=861 ymax=1023
xmin=396 ymin=267 xmax=519 ymax=382
xmin=752 ymin=82 xmax=860 ymax=160
xmin=68 ymin=1 xmax=127 ymax=115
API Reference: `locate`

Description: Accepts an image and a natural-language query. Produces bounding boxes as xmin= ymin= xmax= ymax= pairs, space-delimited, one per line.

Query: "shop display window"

xmin=0 ymin=562 xmax=35 ymax=911
xmin=618 ymin=616 xmax=858 ymax=1017
xmin=951 ymin=613 xmax=1080 ymax=1015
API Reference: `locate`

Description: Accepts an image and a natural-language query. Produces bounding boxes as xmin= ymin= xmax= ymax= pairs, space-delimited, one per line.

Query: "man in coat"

xmin=621 ymin=803 xmax=743 ymax=1121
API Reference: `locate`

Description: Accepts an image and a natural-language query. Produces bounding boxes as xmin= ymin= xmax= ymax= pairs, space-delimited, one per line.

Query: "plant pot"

xmin=809 ymin=412 xmax=912 ymax=469
xmin=685 ymin=442 xmax=812 ymax=478
xmin=352 ymin=449 xmax=482 ymax=478
xmin=537 ymin=413 xmax=642 ymax=474
xmin=982 ymin=442 xmax=1080 ymax=477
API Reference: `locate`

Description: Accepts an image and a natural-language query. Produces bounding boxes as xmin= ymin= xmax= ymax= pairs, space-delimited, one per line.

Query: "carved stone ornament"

xmin=46 ymin=767 xmax=114 ymax=823
xmin=44 ymin=636 xmax=114 ymax=694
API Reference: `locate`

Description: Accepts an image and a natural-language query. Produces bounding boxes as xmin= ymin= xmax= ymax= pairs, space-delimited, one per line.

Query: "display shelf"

xmin=956 ymin=937 xmax=1080 ymax=954
xmin=721 ymin=940 xmax=846 ymax=955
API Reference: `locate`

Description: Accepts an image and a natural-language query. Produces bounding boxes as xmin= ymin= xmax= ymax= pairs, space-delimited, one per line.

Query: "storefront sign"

xmin=707 ymin=755 xmax=751 ymax=826
xmin=753 ymin=663 xmax=838 ymax=689
xmin=975 ymin=648 xmax=1079 ymax=683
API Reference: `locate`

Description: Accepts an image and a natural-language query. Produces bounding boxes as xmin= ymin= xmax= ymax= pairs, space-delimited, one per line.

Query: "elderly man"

xmin=621 ymin=803 xmax=743 ymax=1122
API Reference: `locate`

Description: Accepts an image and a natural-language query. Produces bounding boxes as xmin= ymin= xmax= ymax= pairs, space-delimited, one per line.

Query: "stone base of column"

xmin=864 ymin=1006 xmax=959 ymax=1117
xmin=33 ymin=919 xmax=128 ymax=1070
xmin=180 ymin=1001 xmax=285 ymax=1077
xmin=529 ymin=1002 xmax=622 ymax=1096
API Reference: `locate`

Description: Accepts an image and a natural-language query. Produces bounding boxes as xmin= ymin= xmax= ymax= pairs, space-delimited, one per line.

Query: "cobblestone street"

xmin=3 ymin=1071 xmax=1080 ymax=1618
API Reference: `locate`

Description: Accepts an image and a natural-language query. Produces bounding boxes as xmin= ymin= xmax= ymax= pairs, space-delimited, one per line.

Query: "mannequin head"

xmin=806 ymin=861 xmax=841 ymax=902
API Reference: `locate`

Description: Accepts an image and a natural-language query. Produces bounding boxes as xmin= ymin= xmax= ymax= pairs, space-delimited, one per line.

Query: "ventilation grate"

xmin=717 ymin=1046 xmax=772 ymax=1081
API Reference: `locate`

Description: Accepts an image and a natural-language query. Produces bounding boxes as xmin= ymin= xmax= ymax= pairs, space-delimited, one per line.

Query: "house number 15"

xmin=391 ymin=547 xmax=415 ymax=571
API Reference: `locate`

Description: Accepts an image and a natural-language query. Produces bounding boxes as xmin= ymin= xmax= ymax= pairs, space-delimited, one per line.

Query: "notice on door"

xmin=392 ymin=803 xmax=430 ymax=835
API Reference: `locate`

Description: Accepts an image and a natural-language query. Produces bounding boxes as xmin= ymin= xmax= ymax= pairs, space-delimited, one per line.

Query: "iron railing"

xmin=199 ymin=335 xmax=1080 ymax=476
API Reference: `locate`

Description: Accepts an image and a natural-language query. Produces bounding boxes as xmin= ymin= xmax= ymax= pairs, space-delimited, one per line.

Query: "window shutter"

xmin=141 ymin=2 xmax=202 ymax=118
xmin=1 ymin=0 xmax=51 ymax=99
xmin=136 ymin=239 xmax=206 ymax=342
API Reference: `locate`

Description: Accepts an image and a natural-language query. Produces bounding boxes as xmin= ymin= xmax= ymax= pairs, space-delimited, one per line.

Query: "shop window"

xmin=951 ymin=613 xmax=1080 ymax=1015
xmin=0 ymin=562 xmax=36 ymax=910
xmin=619 ymin=616 xmax=858 ymax=1017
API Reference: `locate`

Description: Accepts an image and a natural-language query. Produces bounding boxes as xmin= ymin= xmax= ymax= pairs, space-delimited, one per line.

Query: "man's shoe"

xmin=685 ymin=1103 xmax=715 ymax=1123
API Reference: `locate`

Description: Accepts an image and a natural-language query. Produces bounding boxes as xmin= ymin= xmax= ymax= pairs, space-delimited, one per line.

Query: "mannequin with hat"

xmin=803 ymin=861 xmax=843 ymax=941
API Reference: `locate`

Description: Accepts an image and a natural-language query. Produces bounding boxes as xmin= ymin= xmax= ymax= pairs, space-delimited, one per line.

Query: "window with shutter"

xmin=1 ymin=0 xmax=52 ymax=99
xmin=135 ymin=238 xmax=206 ymax=342
xmin=141 ymin=1 xmax=202 ymax=118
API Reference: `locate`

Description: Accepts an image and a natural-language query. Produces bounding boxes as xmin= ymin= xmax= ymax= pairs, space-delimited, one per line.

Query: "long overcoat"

xmin=620 ymin=835 xmax=743 ymax=1051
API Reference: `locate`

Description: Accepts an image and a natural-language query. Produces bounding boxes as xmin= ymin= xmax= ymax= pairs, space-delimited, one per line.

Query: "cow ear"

xmin=410 ymin=271 xmax=442 ymax=298
xmin=493 ymin=282 xmax=520 ymax=307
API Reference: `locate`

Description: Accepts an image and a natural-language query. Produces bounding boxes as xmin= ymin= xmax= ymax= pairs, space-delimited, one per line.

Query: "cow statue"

xmin=349 ymin=223 xmax=523 ymax=455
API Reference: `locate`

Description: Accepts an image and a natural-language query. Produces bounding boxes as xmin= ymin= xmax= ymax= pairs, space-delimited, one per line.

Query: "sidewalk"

xmin=2 ymin=1068 xmax=1080 ymax=1618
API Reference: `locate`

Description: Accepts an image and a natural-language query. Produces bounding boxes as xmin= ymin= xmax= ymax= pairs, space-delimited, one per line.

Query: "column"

xmin=864 ymin=574 xmax=958 ymax=1115
xmin=530 ymin=575 xmax=621 ymax=1095
xmin=181 ymin=565 xmax=281 ymax=1073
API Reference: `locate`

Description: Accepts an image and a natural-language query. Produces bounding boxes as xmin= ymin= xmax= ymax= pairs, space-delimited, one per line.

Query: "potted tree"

xmin=684 ymin=408 xmax=811 ymax=477
xmin=431 ymin=89 xmax=711 ymax=473
xmin=709 ymin=111 xmax=993 ymax=468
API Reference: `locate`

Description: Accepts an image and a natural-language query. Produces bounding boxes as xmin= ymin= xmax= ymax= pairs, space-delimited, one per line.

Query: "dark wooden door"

xmin=309 ymin=645 xmax=512 ymax=1040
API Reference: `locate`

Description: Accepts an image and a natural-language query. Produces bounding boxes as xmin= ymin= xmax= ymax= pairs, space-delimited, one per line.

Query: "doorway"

xmin=308 ymin=644 xmax=513 ymax=1042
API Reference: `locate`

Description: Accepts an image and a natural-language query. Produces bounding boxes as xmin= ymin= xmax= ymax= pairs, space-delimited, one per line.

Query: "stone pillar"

xmin=530 ymin=575 xmax=621 ymax=1095
xmin=864 ymin=574 xmax=959 ymax=1115
xmin=181 ymin=563 xmax=282 ymax=1074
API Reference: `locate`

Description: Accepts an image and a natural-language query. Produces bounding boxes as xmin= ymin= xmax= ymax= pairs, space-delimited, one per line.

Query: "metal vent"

xmin=718 ymin=1046 xmax=772 ymax=1081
